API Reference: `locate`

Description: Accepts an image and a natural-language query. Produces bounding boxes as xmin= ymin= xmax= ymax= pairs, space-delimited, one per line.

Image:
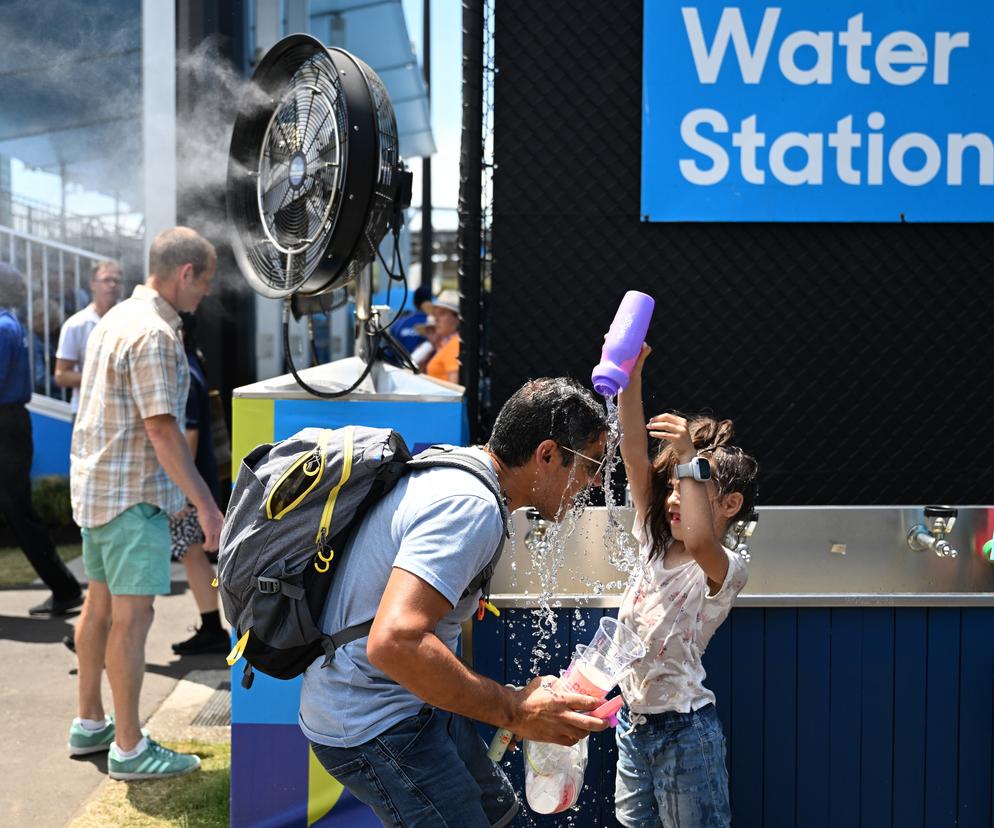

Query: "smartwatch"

xmin=675 ymin=457 xmax=711 ymax=482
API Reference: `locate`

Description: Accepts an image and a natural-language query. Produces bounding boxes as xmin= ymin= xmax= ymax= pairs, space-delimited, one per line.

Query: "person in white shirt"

xmin=614 ymin=343 xmax=759 ymax=828
xmin=54 ymin=260 xmax=123 ymax=412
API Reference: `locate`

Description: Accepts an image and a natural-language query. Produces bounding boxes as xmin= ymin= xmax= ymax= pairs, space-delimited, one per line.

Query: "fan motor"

xmin=227 ymin=34 xmax=411 ymax=298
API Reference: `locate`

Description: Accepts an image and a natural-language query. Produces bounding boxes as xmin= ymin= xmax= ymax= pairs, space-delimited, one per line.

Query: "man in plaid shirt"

xmin=67 ymin=227 xmax=224 ymax=780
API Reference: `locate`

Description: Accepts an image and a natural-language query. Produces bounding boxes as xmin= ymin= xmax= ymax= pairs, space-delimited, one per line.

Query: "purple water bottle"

xmin=591 ymin=291 xmax=655 ymax=397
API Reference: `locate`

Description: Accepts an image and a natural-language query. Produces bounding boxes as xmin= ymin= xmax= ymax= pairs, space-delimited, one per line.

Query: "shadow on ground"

xmin=0 ymin=613 xmax=76 ymax=643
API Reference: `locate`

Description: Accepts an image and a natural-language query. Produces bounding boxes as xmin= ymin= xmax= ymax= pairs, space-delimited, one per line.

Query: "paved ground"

xmin=0 ymin=556 xmax=230 ymax=827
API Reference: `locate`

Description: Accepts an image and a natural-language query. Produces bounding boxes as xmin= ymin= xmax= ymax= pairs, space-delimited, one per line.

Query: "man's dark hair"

xmin=148 ymin=226 xmax=215 ymax=279
xmin=0 ymin=261 xmax=27 ymax=308
xmin=413 ymin=284 xmax=432 ymax=308
xmin=487 ymin=377 xmax=607 ymax=468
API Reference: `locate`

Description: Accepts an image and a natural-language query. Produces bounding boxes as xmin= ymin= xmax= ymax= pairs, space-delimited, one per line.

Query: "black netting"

xmin=489 ymin=0 xmax=994 ymax=505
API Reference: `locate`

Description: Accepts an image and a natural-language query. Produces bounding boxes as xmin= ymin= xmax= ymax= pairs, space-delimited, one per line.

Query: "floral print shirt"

xmin=618 ymin=520 xmax=748 ymax=714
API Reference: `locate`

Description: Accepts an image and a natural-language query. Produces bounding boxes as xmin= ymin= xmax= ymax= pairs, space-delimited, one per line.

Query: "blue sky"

xmin=401 ymin=0 xmax=463 ymax=231
xmin=11 ymin=1 xmax=463 ymax=234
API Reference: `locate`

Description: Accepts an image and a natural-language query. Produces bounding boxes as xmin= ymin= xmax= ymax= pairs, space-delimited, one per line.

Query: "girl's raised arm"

xmin=618 ymin=343 xmax=653 ymax=519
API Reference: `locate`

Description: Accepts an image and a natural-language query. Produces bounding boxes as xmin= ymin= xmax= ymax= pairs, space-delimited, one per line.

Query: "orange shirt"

xmin=427 ymin=335 xmax=460 ymax=381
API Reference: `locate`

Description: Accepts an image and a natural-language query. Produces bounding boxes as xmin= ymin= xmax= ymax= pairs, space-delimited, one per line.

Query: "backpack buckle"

xmin=257 ymin=577 xmax=281 ymax=594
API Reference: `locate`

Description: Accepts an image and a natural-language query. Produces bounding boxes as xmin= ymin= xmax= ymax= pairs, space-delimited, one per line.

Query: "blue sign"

xmin=642 ymin=2 xmax=994 ymax=221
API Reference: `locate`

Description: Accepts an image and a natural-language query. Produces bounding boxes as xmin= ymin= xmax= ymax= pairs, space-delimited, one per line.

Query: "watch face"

xmin=694 ymin=457 xmax=712 ymax=480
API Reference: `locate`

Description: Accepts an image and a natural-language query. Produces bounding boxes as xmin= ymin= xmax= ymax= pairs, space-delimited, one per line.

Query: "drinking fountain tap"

xmin=725 ymin=512 xmax=759 ymax=563
xmin=524 ymin=508 xmax=550 ymax=552
xmin=907 ymin=506 xmax=959 ymax=558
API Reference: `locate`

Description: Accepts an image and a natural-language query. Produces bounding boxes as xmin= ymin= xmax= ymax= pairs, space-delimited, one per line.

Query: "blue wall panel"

xmin=795 ymin=608 xmax=830 ymax=828
xmin=894 ymin=608 xmax=928 ymax=828
xmin=860 ymin=609 xmax=895 ymax=828
xmin=762 ymin=608 xmax=797 ymax=828
xmin=729 ymin=609 xmax=764 ymax=827
xmin=828 ymin=610 xmax=862 ymax=827
xmin=472 ymin=605 xmax=994 ymax=827
xmin=958 ymin=608 xmax=994 ymax=828
xmin=925 ymin=609 xmax=962 ymax=827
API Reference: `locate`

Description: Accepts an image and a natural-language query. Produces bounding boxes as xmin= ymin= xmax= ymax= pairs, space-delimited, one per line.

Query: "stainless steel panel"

xmin=490 ymin=506 xmax=994 ymax=608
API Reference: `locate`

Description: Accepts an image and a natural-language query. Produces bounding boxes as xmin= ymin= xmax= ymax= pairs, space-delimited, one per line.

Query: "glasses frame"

xmin=560 ymin=444 xmax=607 ymax=479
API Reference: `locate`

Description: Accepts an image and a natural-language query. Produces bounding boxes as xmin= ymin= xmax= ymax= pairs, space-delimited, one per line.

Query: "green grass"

xmin=69 ymin=741 xmax=230 ymax=827
xmin=0 ymin=544 xmax=81 ymax=587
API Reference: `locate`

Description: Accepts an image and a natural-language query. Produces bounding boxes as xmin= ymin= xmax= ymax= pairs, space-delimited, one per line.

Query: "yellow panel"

xmin=307 ymin=744 xmax=344 ymax=826
xmin=231 ymin=397 xmax=275 ymax=477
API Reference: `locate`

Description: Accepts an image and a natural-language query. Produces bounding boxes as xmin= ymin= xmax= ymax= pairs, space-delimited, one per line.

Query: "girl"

xmin=613 ymin=344 xmax=758 ymax=828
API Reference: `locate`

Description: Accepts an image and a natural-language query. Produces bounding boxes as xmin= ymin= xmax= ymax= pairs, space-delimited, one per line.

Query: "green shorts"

xmin=81 ymin=503 xmax=171 ymax=596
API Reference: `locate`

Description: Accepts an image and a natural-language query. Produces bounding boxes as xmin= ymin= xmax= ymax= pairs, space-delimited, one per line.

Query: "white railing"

xmin=0 ymin=225 xmax=117 ymax=405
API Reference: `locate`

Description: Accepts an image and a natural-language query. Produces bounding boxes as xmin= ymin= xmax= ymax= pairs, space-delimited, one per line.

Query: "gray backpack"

xmin=218 ymin=425 xmax=509 ymax=688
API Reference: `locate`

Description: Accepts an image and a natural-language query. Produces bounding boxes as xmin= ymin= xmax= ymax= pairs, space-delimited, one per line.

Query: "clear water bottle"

xmin=591 ymin=291 xmax=656 ymax=397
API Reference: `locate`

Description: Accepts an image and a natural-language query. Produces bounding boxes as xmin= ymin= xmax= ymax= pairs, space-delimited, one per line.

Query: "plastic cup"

xmin=559 ymin=618 xmax=645 ymax=697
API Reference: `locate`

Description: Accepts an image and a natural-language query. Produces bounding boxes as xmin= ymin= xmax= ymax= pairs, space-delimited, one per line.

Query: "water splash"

xmin=524 ymin=465 xmax=595 ymax=677
xmin=601 ymin=394 xmax=642 ymax=579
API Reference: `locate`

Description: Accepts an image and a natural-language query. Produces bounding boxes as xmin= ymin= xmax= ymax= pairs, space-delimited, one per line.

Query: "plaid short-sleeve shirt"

xmin=70 ymin=284 xmax=190 ymax=528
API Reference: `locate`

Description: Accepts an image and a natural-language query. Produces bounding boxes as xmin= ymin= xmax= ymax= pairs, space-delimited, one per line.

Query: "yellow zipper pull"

xmin=227 ymin=630 xmax=250 ymax=666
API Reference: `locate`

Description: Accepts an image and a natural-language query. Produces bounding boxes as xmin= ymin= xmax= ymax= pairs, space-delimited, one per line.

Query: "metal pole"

xmin=420 ymin=0 xmax=433 ymax=292
xmin=458 ymin=0 xmax=484 ymax=442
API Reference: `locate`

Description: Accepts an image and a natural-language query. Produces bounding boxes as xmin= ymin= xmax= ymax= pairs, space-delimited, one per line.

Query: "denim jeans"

xmin=310 ymin=706 xmax=519 ymax=827
xmin=614 ymin=703 xmax=731 ymax=828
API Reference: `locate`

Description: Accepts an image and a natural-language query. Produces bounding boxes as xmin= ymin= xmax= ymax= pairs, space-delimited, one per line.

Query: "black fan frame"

xmin=227 ymin=34 xmax=400 ymax=298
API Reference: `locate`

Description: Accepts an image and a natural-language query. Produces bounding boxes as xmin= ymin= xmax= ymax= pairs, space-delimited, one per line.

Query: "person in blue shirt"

xmin=0 ymin=262 xmax=83 ymax=615
xmin=169 ymin=312 xmax=228 ymax=655
xmin=383 ymin=283 xmax=432 ymax=366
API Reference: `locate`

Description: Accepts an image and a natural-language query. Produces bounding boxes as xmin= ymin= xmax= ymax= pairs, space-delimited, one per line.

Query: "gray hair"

xmin=148 ymin=227 xmax=215 ymax=279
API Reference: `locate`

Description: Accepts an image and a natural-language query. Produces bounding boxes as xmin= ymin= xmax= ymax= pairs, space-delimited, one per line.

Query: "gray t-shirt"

xmin=299 ymin=447 xmax=504 ymax=748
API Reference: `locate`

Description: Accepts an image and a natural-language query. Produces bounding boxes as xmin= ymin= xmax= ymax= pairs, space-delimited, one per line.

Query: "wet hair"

xmin=0 ymin=261 xmax=27 ymax=308
xmin=148 ymin=226 xmax=215 ymax=280
xmin=644 ymin=414 xmax=759 ymax=560
xmin=487 ymin=377 xmax=607 ymax=469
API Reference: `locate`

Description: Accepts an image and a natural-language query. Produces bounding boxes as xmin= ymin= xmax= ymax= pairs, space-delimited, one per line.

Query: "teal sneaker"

xmin=68 ymin=715 xmax=115 ymax=756
xmin=108 ymin=738 xmax=201 ymax=781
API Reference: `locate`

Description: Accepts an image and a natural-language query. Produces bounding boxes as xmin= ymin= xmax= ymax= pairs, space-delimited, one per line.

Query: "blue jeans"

xmin=614 ymin=703 xmax=731 ymax=828
xmin=310 ymin=706 xmax=519 ymax=827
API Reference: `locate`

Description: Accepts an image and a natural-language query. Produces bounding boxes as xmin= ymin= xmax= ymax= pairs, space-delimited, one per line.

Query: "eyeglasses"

xmin=94 ymin=277 xmax=122 ymax=286
xmin=560 ymin=445 xmax=607 ymax=479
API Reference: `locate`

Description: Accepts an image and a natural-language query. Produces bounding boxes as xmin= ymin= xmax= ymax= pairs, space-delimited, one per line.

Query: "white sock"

xmin=111 ymin=736 xmax=148 ymax=759
xmin=78 ymin=717 xmax=108 ymax=731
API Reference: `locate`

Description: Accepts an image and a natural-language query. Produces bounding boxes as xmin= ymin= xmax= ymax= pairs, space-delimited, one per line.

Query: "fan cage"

xmin=227 ymin=35 xmax=404 ymax=300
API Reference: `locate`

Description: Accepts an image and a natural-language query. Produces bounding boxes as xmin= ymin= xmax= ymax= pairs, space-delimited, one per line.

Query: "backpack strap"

xmin=406 ymin=446 xmax=511 ymax=536
xmin=321 ymin=447 xmax=509 ymax=667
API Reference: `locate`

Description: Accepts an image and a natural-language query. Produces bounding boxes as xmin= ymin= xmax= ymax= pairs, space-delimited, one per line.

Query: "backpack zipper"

xmin=314 ymin=426 xmax=355 ymax=573
xmin=265 ymin=430 xmax=332 ymax=520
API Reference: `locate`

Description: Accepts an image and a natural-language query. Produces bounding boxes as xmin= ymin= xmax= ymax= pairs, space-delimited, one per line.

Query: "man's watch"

xmin=675 ymin=457 xmax=712 ymax=482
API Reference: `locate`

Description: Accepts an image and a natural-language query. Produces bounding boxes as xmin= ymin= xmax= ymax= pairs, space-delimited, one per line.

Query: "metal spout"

xmin=907 ymin=506 xmax=959 ymax=558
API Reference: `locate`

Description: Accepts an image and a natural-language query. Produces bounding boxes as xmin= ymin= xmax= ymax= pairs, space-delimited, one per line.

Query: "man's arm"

xmin=366 ymin=567 xmax=608 ymax=746
xmin=54 ymin=358 xmax=82 ymax=389
xmin=144 ymin=413 xmax=223 ymax=550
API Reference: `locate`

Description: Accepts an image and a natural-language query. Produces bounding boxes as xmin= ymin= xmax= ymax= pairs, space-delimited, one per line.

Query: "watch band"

xmin=675 ymin=457 xmax=711 ymax=481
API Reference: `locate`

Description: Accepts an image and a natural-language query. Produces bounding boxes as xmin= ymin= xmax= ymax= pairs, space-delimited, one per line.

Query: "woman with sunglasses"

xmin=612 ymin=343 xmax=759 ymax=828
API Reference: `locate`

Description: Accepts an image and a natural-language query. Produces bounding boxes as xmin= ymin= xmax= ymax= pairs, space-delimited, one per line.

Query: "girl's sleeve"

xmin=705 ymin=547 xmax=749 ymax=602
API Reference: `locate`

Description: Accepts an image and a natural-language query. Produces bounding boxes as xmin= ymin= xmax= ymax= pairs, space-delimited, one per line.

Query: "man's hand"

xmin=506 ymin=675 xmax=608 ymax=746
xmin=647 ymin=412 xmax=696 ymax=463
xmin=197 ymin=502 xmax=224 ymax=552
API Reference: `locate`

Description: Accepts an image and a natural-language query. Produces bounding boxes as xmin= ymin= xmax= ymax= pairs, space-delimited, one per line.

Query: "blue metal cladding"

xmin=474 ymin=606 xmax=994 ymax=827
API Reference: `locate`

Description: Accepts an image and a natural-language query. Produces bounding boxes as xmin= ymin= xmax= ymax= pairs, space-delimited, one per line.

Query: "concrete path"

xmin=0 ymin=556 xmax=231 ymax=827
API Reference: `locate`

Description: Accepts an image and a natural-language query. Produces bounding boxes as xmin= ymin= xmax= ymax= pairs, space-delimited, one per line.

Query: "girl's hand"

xmin=646 ymin=413 xmax=695 ymax=463
xmin=631 ymin=342 xmax=651 ymax=375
